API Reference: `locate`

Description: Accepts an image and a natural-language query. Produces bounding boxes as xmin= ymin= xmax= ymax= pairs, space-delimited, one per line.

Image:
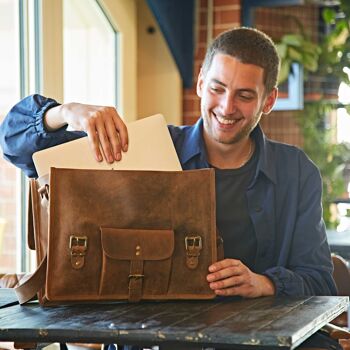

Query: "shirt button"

xmin=255 ymin=206 xmax=262 ymax=212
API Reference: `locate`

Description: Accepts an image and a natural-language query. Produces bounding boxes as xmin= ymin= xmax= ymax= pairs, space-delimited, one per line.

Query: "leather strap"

xmin=128 ymin=260 xmax=144 ymax=302
xmin=27 ymin=182 xmax=35 ymax=250
xmin=14 ymin=255 xmax=47 ymax=304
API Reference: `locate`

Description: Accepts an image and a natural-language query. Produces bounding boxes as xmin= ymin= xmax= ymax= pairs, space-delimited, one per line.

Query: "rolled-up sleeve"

xmin=0 ymin=94 xmax=85 ymax=177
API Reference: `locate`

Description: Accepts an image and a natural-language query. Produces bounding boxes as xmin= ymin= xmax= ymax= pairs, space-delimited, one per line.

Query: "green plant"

xmin=276 ymin=32 xmax=321 ymax=84
xmin=276 ymin=1 xmax=350 ymax=229
xmin=276 ymin=0 xmax=350 ymax=86
xmin=319 ymin=2 xmax=350 ymax=86
xmin=296 ymin=102 xmax=350 ymax=229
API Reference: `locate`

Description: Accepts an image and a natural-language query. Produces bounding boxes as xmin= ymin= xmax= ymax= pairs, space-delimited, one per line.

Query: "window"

xmin=337 ymin=80 xmax=350 ymax=144
xmin=63 ymin=0 xmax=117 ymax=106
xmin=0 ymin=0 xmax=42 ymax=273
xmin=0 ymin=0 xmax=21 ymax=273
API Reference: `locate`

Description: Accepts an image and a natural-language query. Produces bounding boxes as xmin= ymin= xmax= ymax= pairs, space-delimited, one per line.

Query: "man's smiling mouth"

xmin=215 ymin=114 xmax=242 ymax=125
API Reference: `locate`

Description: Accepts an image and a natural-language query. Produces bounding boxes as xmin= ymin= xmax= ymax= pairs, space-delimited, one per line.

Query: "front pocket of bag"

xmin=99 ymin=227 xmax=174 ymax=298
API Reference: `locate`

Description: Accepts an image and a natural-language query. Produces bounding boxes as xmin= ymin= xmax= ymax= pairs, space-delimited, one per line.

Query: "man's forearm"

xmin=43 ymin=104 xmax=67 ymax=131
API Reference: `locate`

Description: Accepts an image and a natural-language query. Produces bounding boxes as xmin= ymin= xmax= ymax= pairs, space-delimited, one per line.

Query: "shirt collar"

xmin=179 ymin=117 xmax=277 ymax=184
xmin=180 ymin=118 xmax=207 ymax=165
xmin=251 ymin=125 xmax=277 ymax=185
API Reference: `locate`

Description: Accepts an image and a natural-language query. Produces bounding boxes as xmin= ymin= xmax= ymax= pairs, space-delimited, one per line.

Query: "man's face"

xmin=197 ymin=53 xmax=277 ymax=145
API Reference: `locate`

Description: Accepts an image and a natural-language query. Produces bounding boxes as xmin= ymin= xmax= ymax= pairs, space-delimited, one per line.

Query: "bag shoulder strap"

xmin=15 ymin=255 xmax=47 ymax=304
xmin=27 ymin=180 xmax=36 ymax=250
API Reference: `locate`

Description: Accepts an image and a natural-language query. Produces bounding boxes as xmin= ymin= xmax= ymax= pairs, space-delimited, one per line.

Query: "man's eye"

xmin=239 ymin=94 xmax=253 ymax=101
xmin=210 ymin=86 xmax=223 ymax=93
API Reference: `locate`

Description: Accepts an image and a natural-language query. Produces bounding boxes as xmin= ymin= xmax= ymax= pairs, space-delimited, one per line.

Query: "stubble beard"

xmin=202 ymin=110 xmax=261 ymax=145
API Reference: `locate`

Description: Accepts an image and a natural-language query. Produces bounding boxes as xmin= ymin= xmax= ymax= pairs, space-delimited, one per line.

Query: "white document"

xmin=33 ymin=114 xmax=182 ymax=177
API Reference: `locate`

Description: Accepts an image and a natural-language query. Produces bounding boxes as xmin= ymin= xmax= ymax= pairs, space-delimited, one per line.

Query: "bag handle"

xmin=14 ymin=254 xmax=47 ymax=304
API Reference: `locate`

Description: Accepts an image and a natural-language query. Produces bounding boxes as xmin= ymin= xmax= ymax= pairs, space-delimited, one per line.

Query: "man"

xmin=0 ymin=27 xmax=336 ymax=298
xmin=1 ymin=25 xmax=343 ymax=350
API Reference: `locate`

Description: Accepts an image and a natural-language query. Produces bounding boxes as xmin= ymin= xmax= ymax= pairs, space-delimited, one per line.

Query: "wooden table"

xmin=0 ymin=289 xmax=348 ymax=349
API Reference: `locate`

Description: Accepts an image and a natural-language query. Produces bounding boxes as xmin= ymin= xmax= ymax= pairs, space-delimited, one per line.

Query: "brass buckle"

xmin=185 ymin=235 xmax=202 ymax=251
xmin=69 ymin=235 xmax=88 ymax=256
xmin=128 ymin=274 xmax=144 ymax=279
xmin=185 ymin=235 xmax=202 ymax=270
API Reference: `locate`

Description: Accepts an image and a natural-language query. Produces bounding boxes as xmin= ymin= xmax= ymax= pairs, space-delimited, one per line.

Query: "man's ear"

xmin=262 ymin=88 xmax=278 ymax=114
xmin=196 ymin=69 xmax=204 ymax=98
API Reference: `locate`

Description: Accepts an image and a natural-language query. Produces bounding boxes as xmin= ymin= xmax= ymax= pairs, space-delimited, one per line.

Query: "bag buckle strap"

xmin=185 ymin=235 xmax=202 ymax=269
xmin=69 ymin=235 xmax=88 ymax=270
xmin=128 ymin=260 xmax=144 ymax=302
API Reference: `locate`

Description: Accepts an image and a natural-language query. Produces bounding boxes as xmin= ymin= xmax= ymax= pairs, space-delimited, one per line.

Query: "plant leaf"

xmin=288 ymin=46 xmax=303 ymax=61
xmin=278 ymin=59 xmax=291 ymax=84
xmin=281 ymin=34 xmax=303 ymax=47
xmin=322 ymin=8 xmax=336 ymax=24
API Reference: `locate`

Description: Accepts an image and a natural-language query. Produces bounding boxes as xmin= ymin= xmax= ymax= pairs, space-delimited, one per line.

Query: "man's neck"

xmin=204 ymin=134 xmax=253 ymax=169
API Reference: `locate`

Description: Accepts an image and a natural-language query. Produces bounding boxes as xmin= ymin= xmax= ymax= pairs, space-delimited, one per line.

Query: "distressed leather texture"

xmin=20 ymin=168 xmax=219 ymax=305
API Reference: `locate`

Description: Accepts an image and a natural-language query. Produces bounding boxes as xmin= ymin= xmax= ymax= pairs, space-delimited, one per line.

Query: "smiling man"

xmin=0 ymin=27 xmax=336 ymax=300
xmin=0 ymin=25 xmax=342 ymax=350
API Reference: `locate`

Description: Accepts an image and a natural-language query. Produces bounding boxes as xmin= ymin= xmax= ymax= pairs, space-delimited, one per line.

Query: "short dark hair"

xmin=202 ymin=27 xmax=280 ymax=93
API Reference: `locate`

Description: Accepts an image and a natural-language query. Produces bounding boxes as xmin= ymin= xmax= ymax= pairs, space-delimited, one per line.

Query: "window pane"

xmin=337 ymin=82 xmax=350 ymax=144
xmin=0 ymin=0 xmax=21 ymax=273
xmin=63 ymin=0 xmax=117 ymax=106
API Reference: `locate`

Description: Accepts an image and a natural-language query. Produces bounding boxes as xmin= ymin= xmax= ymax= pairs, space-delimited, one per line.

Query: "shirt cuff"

xmin=33 ymin=99 xmax=64 ymax=137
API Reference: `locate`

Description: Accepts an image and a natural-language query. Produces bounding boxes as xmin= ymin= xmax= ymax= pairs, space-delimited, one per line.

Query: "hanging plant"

xmin=276 ymin=32 xmax=321 ymax=84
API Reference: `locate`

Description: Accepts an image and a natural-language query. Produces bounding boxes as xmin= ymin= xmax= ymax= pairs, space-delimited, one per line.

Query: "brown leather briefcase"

xmin=16 ymin=168 xmax=220 ymax=305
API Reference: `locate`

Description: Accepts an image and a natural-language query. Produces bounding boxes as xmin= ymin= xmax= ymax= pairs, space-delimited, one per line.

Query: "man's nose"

xmin=220 ymin=94 xmax=236 ymax=116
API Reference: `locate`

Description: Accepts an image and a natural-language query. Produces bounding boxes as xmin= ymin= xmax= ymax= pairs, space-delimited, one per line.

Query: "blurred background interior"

xmin=0 ymin=0 xmax=350 ymax=273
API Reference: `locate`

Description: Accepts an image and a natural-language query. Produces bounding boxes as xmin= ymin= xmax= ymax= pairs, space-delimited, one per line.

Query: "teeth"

xmin=216 ymin=116 xmax=237 ymax=125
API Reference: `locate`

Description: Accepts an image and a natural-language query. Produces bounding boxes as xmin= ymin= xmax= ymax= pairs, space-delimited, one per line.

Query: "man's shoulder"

xmin=266 ymin=138 xmax=309 ymax=159
xmin=167 ymin=124 xmax=195 ymax=139
xmin=264 ymin=137 xmax=319 ymax=175
xmin=167 ymin=122 xmax=202 ymax=149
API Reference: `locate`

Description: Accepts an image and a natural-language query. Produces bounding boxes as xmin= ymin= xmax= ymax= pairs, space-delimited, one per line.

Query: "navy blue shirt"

xmin=0 ymin=94 xmax=337 ymax=296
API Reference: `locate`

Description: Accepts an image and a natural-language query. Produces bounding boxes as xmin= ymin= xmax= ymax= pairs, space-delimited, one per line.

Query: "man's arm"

xmin=0 ymin=94 xmax=128 ymax=178
xmin=206 ymin=151 xmax=337 ymax=298
xmin=44 ymin=103 xmax=128 ymax=163
xmin=263 ymin=153 xmax=337 ymax=296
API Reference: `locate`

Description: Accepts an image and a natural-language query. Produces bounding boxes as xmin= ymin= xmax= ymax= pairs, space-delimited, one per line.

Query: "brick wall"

xmin=183 ymin=0 xmax=241 ymax=126
xmin=182 ymin=1 xmax=322 ymax=148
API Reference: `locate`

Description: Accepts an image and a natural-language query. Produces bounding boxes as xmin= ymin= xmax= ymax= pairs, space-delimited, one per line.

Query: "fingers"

xmin=207 ymin=260 xmax=275 ymax=298
xmin=208 ymin=274 xmax=245 ymax=290
xmin=209 ymin=258 xmax=240 ymax=273
xmin=112 ymin=112 xmax=128 ymax=152
xmin=207 ymin=259 xmax=242 ymax=282
xmin=207 ymin=259 xmax=254 ymax=297
xmin=86 ymin=126 xmax=103 ymax=162
xmin=79 ymin=105 xmax=128 ymax=163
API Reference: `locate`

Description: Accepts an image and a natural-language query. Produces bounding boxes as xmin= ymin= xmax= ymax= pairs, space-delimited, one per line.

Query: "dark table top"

xmin=0 ymin=289 xmax=348 ymax=350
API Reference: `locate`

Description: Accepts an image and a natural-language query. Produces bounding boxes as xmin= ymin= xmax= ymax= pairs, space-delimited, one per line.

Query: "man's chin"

xmin=213 ymin=134 xmax=241 ymax=145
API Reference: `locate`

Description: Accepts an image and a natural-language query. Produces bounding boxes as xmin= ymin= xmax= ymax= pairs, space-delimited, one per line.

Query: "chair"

xmin=0 ymin=273 xmax=27 ymax=289
xmin=331 ymin=254 xmax=350 ymax=328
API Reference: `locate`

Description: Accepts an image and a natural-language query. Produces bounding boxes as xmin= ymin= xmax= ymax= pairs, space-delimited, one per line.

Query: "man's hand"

xmin=207 ymin=258 xmax=275 ymax=298
xmin=44 ymin=103 xmax=128 ymax=163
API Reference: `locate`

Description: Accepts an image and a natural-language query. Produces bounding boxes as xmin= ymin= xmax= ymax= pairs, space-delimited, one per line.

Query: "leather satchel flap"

xmin=101 ymin=228 xmax=174 ymax=261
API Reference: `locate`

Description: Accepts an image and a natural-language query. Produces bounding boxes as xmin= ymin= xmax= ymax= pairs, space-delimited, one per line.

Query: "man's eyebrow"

xmin=210 ymin=80 xmax=258 ymax=95
xmin=237 ymin=88 xmax=257 ymax=95
xmin=210 ymin=79 xmax=226 ymax=87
